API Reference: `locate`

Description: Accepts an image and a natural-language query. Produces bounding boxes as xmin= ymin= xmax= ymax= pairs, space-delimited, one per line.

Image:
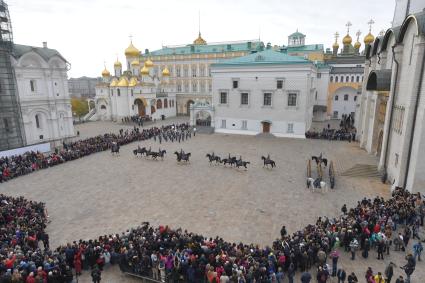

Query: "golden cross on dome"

xmin=367 ymin=19 xmax=375 ymax=32
xmin=104 ymin=60 xmax=106 ymax=68
xmin=129 ymin=35 xmax=133 ymax=42
xmin=334 ymin=32 xmax=339 ymax=42
xmin=356 ymin=30 xmax=361 ymax=41
xmin=346 ymin=21 xmax=352 ymax=34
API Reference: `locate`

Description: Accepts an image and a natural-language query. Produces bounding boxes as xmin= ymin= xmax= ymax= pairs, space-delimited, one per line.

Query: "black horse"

xmin=220 ymin=158 xmax=233 ymax=166
xmin=206 ymin=153 xmax=221 ymax=164
xmin=158 ymin=149 xmax=167 ymax=160
xmin=261 ymin=155 xmax=276 ymax=168
xmin=235 ymin=160 xmax=250 ymax=169
xmin=312 ymin=153 xmax=328 ymax=167
xmin=111 ymin=142 xmax=120 ymax=155
xmin=174 ymin=151 xmax=191 ymax=162
xmin=133 ymin=146 xmax=147 ymax=156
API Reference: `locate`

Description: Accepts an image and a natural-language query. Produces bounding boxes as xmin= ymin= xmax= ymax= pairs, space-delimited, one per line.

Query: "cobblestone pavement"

xmin=0 ymin=118 xmax=423 ymax=282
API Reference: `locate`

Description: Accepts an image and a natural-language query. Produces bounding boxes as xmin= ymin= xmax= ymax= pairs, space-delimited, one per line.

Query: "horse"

xmin=220 ymin=158 xmax=233 ymax=166
xmin=158 ymin=149 xmax=167 ymax=160
xmin=174 ymin=151 xmax=191 ymax=162
xmin=306 ymin=177 xmax=328 ymax=193
xmin=133 ymin=146 xmax=147 ymax=157
xmin=206 ymin=153 xmax=221 ymax=164
xmin=235 ymin=160 xmax=250 ymax=170
xmin=261 ymin=155 xmax=276 ymax=168
xmin=312 ymin=153 xmax=328 ymax=167
xmin=111 ymin=142 xmax=120 ymax=155
xmin=146 ymin=150 xmax=159 ymax=160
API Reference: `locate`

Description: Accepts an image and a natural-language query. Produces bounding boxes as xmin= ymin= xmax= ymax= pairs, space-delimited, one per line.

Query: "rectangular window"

xmin=183 ymin=68 xmax=188 ymax=77
xmin=220 ymin=92 xmax=227 ymax=104
xmin=241 ymin=93 xmax=249 ymax=105
xmin=192 ymin=82 xmax=197 ymax=92
xmin=30 ymin=80 xmax=36 ymax=92
xmin=177 ymin=84 xmax=182 ymax=92
xmin=317 ymin=73 xmax=321 ymax=79
xmin=184 ymin=83 xmax=189 ymax=92
xmin=335 ymin=95 xmax=339 ymax=101
xmin=344 ymin=94 xmax=349 ymax=101
xmin=263 ymin=93 xmax=272 ymax=106
xmin=208 ymin=83 xmax=212 ymax=92
xmin=35 ymin=115 xmax=40 ymax=128
xmin=232 ymin=80 xmax=238 ymax=89
xmin=288 ymin=93 xmax=297 ymax=106
xmin=176 ymin=67 xmax=181 ymax=77
xmin=354 ymin=95 xmax=358 ymax=101
xmin=192 ymin=67 xmax=197 ymax=77
xmin=276 ymin=80 xmax=283 ymax=89
xmin=241 ymin=120 xmax=247 ymax=130
xmin=333 ymin=111 xmax=338 ymax=119
xmin=287 ymin=123 xmax=294 ymax=133
xmin=221 ymin=119 xmax=226 ymax=128
xmin=3 ymin=118 xmax=10 ymax=133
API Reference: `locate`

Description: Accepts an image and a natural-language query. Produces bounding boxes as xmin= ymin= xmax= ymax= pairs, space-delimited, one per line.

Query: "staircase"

xmin=339 ymin=164 xmax=382 ymax=178
xmin=83 ymin=108 xmax=96 ymax=121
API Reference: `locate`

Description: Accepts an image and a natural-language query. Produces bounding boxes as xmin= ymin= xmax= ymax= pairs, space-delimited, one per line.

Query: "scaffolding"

xmin=0 ymin=0 xmax=25 ymax=151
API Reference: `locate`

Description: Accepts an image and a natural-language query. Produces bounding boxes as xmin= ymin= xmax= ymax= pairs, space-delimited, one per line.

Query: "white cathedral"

xmin=12 ymin=43 xmax=74 ymax=146
xmin=92 ymin=42 xmax=176 ymax=122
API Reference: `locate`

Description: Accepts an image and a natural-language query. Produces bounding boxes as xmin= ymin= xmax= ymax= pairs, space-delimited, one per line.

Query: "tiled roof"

xmin=287 ymin=44 xmax=324 ymax=52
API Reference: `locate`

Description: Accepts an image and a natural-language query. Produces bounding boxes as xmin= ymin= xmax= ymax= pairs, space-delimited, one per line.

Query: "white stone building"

xmin=92 ymin=42 xmax=176 ymax=122
xmin=11 ymin=43 xmax=74 ymax=145
xmin=357 ymin=0 xmax=425 ymax=192
xmin=211 ymin=49 xmax=320 ymax=138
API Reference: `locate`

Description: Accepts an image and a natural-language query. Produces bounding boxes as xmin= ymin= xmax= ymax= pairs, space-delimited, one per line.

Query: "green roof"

xmin=212 ymin=49 xmax=310 ymax=66
xmin=289 ymin=31 xmax=306 ymax=38
xmin=287 ymin=44 xmax=324 ymax=52
xmin=146 ymin=40 xmax=262 ymax=56
xmin=13 ymin=44 xmax=67 ymax=62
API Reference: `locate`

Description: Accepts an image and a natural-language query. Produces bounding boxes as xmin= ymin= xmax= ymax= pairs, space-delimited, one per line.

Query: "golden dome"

xmin=129 ymin=77 xmax=138 ymax=87
xmin=114 ymin=59 xmax=122 ymax=68
xmin=332 ymin=42 xmax=339 ymax=49
xmin=125 ymin=42 xmax=140 ymax=57
xmin=117 ymin=77 xmax=129 ymax=87
xmin=101 ymin=67 xmax=111 ymax=77
xmin=342 ymin=34 xmax=352 ymax=45
xmin=141 ymin=65 xmax=149 ymax=75
xmin=110 ymin=78 xmax=118 ymax=87
xmin=364 ymin=32 xmax=375 ymax=45
xmin=354 ymin=41 xmax=361 ymax=49
xmin=144 ymin=59 xmax=153 ymax=68
xmin=162 ymin=67 xmax=170 ymax=76
xmin=131 ymin=60 xmax=140 ymax=66
xmin=193 ymin=32 xmax=207 ymax=45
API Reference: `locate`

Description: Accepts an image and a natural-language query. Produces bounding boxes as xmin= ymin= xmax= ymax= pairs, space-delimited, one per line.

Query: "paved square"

xmin=2 ymin=118 xmax=423 ymax=282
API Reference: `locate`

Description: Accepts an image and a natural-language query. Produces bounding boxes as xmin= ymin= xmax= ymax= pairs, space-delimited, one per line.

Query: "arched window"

xmin=164 ymin=98 xmax=168 ymax=108
xmin=356 ymin=76 xmax=360 ymax=82
xmin=330 ymin=76 xmax=333 ymax=82
xmin=335 ymin=95 xmax=339 ymax=101
xmin=346 ymin=76 xmax=349 ymax=82
xmin=117 ymin=89 xmax=121 ymax=96
xmin=341 ymin=76 xmax=344 ymax=83
xmin=351 ymin=76 xmax=354 ymax=82
xmin=157 ymin=99 xmax=162 ymax=109
xmin=344 ymin=94 xmax=349 ymax=101
xmin=35 ymin=114 xmax=41 ymax=128
xmin=101 ymin=105 xmax=106 ymax=109
xmin=335 ymin=76 xmax=339 ymax=82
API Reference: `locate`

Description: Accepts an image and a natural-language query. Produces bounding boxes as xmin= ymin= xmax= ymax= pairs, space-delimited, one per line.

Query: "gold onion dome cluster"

xmin=141 ymin=65 xmax=150 ymax=75
xmin=117 ymin=77 xmax=129 ymax=87
xmin=364 ymin=32 xmax=375 ymax=45
xmin=101 ymin=67 xmax=110 ymax=77
xmin=342 ymin=34 xmax=352 ymax=45
xmin=125 ymin=42 xmax=140 ymax=57
xmin=131 ymin=60 xmax=140 ymax=66
xmin=162 ymin=67 xmax=170 ymax=76
xmin=354 ymin=40 xmax=361 ymax=49
xmin=144 ymin=59 xmax=153 ymax=68
xmin=114 ymin=59 xmax=122 ymax=67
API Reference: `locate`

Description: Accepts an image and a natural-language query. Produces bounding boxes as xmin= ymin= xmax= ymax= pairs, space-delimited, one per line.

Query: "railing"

xmin=124 ymin=272 xmax=163 ymax=283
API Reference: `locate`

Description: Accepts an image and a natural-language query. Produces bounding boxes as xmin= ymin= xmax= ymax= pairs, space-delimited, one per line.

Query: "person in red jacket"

xmin=74 ymin=253 xmax=82 ymax=276
xmin=4 ymin=254 xmax=16 ymax=270
xmin=26 ymin=272 xmax=35 ymax=283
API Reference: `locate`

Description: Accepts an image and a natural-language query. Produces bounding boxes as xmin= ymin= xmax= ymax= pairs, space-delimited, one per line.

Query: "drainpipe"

xmin=382 ymin=45 xmax=400 ymax=181
xmin=403 ymin=39 xmax=425 ymax=189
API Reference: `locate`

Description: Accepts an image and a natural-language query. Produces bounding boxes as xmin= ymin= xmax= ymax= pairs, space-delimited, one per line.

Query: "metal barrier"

xmin=124 ymin=272 xmax=163 ymax=283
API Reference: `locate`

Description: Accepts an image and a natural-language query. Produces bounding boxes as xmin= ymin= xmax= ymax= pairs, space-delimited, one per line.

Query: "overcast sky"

xmin=7 ymin=0 xmax=395 ymax=78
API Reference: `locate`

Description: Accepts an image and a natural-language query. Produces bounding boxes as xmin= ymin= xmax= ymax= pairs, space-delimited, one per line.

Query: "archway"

xmin=195 ymin=110 xmax=212 ymax=126
xmin=134 ymin=99 xmax=146 ymax=117
xmin=151 ymin=105 xmax=156 ymax=115
xmin=157 ymin=99 xmax=162 ymax=109
xmin=186 ymin=100 xmax=194 ymax=115
xmin=261 ymin=121 xmax=271 ymax=133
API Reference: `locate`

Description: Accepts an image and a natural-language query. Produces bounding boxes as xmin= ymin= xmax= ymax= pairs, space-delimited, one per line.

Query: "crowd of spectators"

xmin=0 ymin=186 xmax=422 ymax=283
xmin=0 ymin=123 xmax=191 ymax=183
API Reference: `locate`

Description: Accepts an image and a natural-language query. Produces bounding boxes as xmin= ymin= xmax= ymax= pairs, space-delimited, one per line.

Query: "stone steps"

xmin=339 ymin=164 xmax=382 ymax=178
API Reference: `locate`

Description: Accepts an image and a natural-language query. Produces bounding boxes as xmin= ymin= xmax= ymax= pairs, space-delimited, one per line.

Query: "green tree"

xmin=71 ymin=98 xmax=89 ymax=118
